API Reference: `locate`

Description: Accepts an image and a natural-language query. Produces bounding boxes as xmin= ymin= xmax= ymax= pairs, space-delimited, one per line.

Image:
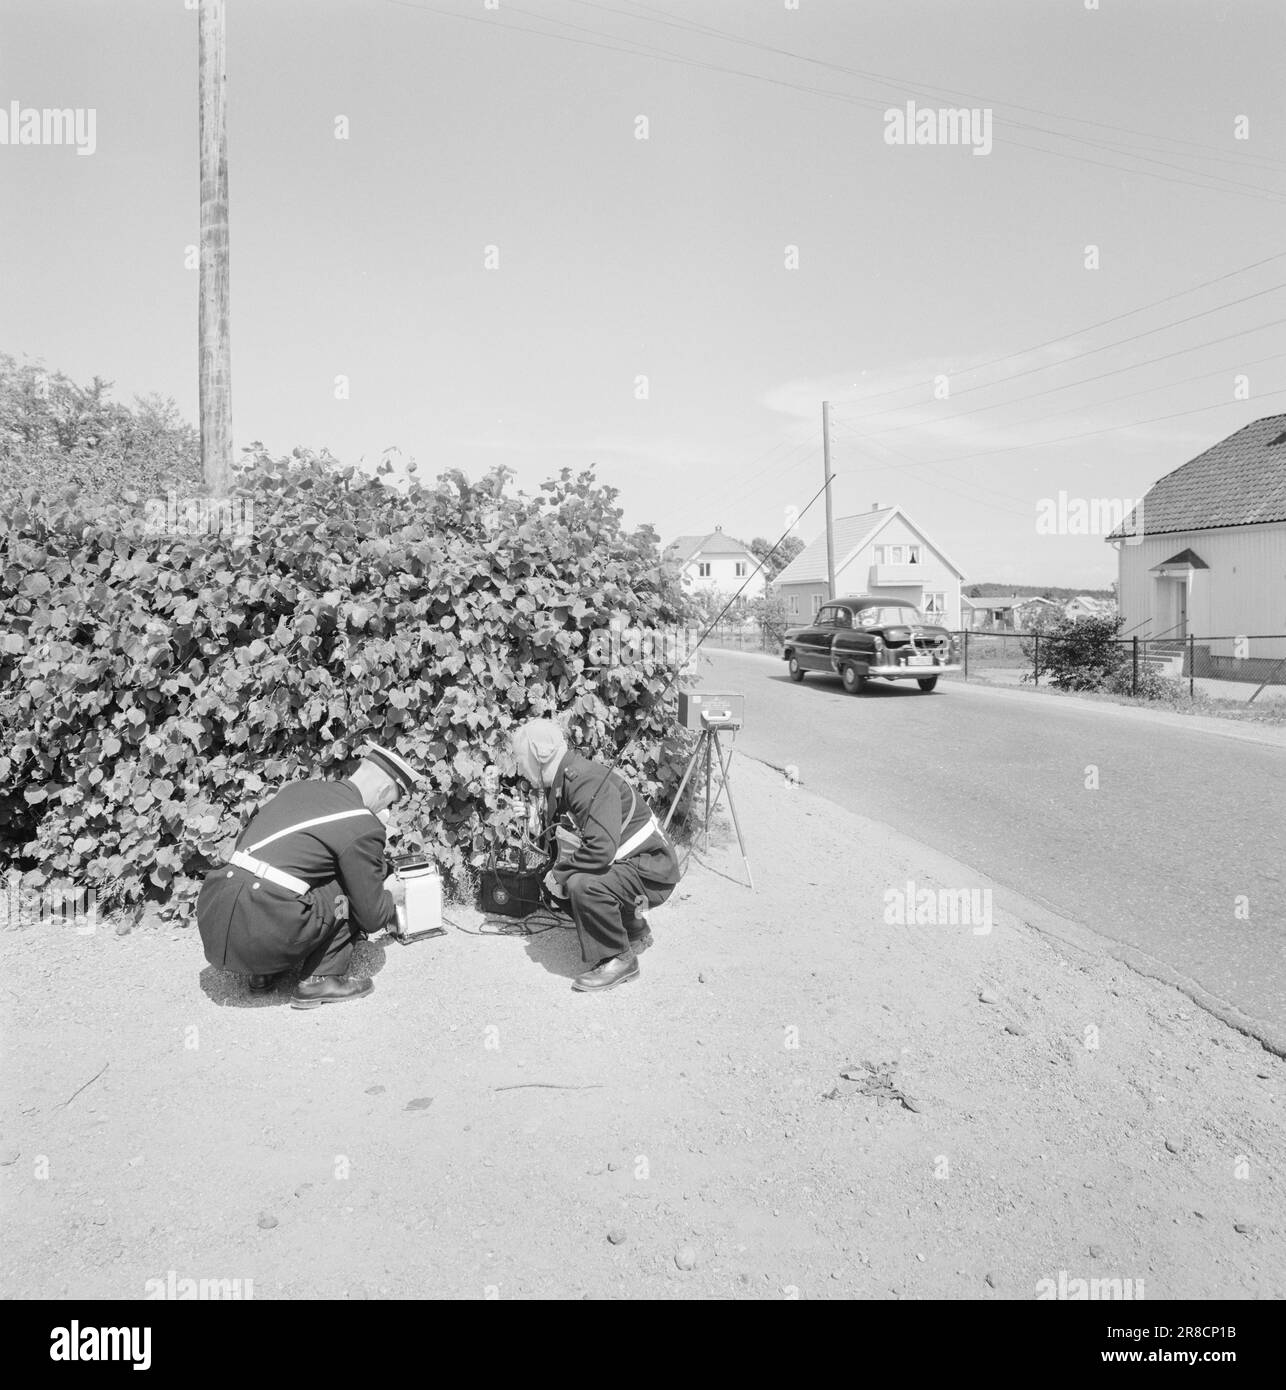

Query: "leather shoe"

xmin=572 ymin=949 xmax=639 ymax=993
xmin=290 ymin=974 xmax=373 ymax=1009
xmin=248 ymin=973 xmax=279 ymax=993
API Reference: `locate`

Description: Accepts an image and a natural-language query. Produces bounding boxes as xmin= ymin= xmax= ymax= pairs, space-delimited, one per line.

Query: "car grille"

xmin=883 ymin=630 xmax=951 ymax=663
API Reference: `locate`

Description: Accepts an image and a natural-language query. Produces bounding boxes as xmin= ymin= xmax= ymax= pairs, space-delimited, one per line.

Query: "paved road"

xmin=702 ymin=650 xmax=1286 ymax=1043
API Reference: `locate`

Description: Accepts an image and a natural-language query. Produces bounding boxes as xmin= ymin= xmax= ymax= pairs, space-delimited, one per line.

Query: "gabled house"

xmin=663 ymin=526 xmax=766 ymax=600
xmin=1109 ymin=413 xmax=1286 ymax=663
xmin=1064 ymin=595 xmax=1117 ymax=623
xmin=962 ymin=594 xmax=1059 ymax=632
xmin=773 ymin=504 xmax=965 ymax=627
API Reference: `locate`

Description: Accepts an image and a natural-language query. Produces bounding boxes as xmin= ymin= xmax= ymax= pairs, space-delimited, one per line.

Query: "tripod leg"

xmin=712 ymin=732 xmax=755 ymax=892
xmin=663 ymin=734 xmax=705 ymax=833
xmin=702 ymin=731 xmax=713 ymax=853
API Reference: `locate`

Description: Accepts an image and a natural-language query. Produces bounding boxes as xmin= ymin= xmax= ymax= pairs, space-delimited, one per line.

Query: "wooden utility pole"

xmin=199 ymin=0 xmax=232 ymax=494
xmin=822 ymin=400 xmax=836 ymax=599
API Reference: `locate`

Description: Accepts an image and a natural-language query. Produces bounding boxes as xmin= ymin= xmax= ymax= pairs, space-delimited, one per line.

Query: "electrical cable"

xmin=607 ymin=0 xmax=1286 ymax=175
xmin=835 ymin=282 xmax=1286 ymax=426
xmin=833 ymin=322 xmax=1286 ymax=444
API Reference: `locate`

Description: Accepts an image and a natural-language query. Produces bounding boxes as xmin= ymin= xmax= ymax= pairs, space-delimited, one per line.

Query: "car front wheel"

xmin=788 ymin=655 xmax=805 ymax=682
xmin=841 ymin=663 xmax=866 ymax=694
xmin=917 ymin=676 xmax=939 ymax=692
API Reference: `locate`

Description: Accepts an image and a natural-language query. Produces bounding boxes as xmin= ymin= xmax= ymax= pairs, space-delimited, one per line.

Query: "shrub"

xmin=1 ymin=451 xmax=694 ymax=919
xmin=1105 ymin=661 xmax=1185 ymax=702
xmin=1023 ymin=614 xmax=1127 ymax=691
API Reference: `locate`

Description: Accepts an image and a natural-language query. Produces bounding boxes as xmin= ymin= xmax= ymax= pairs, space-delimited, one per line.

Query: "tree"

xmin=748 ymin=534 xmax=804 ymax=581
xmin=0 ymin=354 xmax=201 ymax=507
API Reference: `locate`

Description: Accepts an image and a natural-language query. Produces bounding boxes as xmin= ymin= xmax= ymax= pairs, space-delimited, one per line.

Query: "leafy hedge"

xmin=1 ymin=451 xmax=695 ymax=919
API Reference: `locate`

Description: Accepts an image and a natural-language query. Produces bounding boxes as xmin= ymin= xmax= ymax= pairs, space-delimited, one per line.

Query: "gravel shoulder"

xmin=1 ymin=755 xmax=1283 ymax=1300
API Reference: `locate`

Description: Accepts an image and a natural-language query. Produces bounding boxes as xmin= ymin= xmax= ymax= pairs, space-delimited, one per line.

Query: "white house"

xmin=1109 ymin=413 xmax=1286 ymax=668
xmin=773 ymin=505 xmax=965 ymax=628
xmin=1064 ymin=595 xmax=1117 ymax=623
xmin=962 ymin=594 xmax=1060 ymax=632
xmin=663 ymin=527 xmax=766 ymax=600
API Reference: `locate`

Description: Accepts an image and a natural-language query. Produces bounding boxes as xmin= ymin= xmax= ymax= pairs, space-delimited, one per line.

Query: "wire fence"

xmin=704 ymin=623 xmax=1286 ymax=704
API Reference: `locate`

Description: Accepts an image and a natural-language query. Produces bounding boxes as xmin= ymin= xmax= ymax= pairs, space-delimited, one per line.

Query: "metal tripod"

xmin=662 ymin=724 xmax=754 ymax=891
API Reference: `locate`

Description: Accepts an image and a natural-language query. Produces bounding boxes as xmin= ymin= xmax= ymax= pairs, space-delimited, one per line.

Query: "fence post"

xmin=962 ymin=629 xmax=969 ymax=680
xmin=1189 ymin=633 xmax=1195 ymax=699
xmin=1132 ymin=636 xmax=1138 ymax=696
xmin=1033 ymin=632 xmax=1039 ymax=685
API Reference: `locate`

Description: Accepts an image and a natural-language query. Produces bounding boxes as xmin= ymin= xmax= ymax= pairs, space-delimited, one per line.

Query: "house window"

xmin=876 ymin=544 xmax=921 ymax=565
xmin=697 ymin=562 xmax=711 ymax=578
xmin=788 ymin=594 xmax=799 ymax=615
xmin=811 ymin=593 xmax=823 ymax=614
xmin=924 ymin=591 xmax=945 ymax=616
xmin=735 ymin=561 xmax=747 ymax=577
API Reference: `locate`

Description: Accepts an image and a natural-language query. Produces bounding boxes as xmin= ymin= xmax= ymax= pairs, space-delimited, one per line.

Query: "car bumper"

xmin=857 ymin=662 xmax=960 ymax=677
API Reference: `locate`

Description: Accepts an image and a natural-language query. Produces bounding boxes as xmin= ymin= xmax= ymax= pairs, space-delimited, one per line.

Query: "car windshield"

xmin=855 ymin=605 xmax=922 ymax=626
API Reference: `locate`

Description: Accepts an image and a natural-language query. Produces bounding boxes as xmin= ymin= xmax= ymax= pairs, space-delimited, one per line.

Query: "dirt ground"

xmin=2 ymin=754 xmax=1283 ymax=1301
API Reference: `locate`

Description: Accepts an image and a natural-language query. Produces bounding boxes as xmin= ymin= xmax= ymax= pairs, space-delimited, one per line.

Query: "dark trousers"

xmin=197 ymin=873 xmax=359 ymax=978
xmin=565 ymin=858 xmax=675 ymax=964
xmin=298 ymin=881 xmax=359 ymax=977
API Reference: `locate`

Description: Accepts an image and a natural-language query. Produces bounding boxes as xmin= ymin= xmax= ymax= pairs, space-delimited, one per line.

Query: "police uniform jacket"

xmin=197 ymin=778 xmax=395 ymax=973
xmin=545 ymin=752 xmax=678 ymax=890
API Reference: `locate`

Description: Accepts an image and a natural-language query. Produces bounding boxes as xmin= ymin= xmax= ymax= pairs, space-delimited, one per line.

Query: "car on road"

xmin=783 ymin=595 xmax=960 ymax=693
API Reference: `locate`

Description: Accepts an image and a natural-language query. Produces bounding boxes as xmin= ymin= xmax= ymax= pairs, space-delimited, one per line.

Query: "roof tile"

xmin=1109 ymin=412 xmax=1286 ymax=538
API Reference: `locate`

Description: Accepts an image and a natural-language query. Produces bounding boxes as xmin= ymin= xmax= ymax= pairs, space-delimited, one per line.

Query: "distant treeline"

xmin=964 ymin=583 xmax=1114 ymax=600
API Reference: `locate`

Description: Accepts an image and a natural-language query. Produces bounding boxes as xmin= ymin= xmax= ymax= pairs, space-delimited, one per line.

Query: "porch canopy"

xmin=1150 ymin=548 xmax=1208 ymax=575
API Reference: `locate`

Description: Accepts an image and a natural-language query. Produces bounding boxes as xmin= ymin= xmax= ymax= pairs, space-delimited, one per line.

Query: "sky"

xmin=2 ymin=0 xmax=1284 ymax=587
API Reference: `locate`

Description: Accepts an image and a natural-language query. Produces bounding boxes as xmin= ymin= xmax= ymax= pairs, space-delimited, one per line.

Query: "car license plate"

xmin=908 ymin=654 xmax=933 ymax=666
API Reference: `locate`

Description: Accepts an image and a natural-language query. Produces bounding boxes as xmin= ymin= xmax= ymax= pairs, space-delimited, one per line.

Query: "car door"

xmin=828 ymin=605 xmax=857 ymax=668
xmin=797 ymin=604 xmax=838 ymax=669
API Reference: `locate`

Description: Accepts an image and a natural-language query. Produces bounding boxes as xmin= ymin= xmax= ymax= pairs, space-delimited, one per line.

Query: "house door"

xmin=1175 ymin=580 xmax=1187 ymax=638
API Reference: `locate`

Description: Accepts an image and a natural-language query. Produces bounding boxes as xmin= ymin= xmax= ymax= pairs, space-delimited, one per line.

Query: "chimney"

xmin=871 ymin=501 xmax=880 ymax=510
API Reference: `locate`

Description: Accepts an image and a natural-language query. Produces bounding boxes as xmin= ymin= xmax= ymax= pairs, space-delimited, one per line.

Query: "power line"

xmin=609 ymin=0 xmax=1286 ymax=176
xmin=831 ymin=282 xmax=1286 ymax=432
xmin=829 ymin=251 xmax=1286 ymax=414
xmin=838 ymin=387 xmax=1286 ymax=481
xmin=834 ymin=320 xmax=1286 ymax=443
xmin=382 ymin=0 xmax=1285 ymax=203
xmin=678 ymin=428 xmax=818 ymax=521
xmin=833 ymin=347 xmax=1286 ymax=458
xmin=566 ymin=0 xmax=1286 ymax=198
xmin=859 ymin=436 xmax=1036 ymax=518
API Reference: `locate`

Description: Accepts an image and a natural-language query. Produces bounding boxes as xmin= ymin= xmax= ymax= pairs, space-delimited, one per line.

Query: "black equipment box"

xmin=676 ymin=690 xmax=744 ymax=731
xmin=479 ymin=846 xmax=546 ymax=919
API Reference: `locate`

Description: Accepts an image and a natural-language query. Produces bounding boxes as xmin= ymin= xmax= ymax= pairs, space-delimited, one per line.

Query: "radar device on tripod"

xmin=663 ymin=692 xmax=753 ymax=890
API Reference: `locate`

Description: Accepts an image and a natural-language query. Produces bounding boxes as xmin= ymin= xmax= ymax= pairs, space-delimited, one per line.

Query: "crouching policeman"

xmin=509 ymin=719 xmax=679 ymax=992
xmin=196 ymin=743 xmax=420 ymax=1009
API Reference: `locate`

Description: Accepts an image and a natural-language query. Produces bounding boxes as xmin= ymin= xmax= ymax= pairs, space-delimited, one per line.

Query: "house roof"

xmin=1150 ymin=547 xmax=1209 ymax=572
xmin=974 ymin=595 xmax=1055 ymax=610
xmin=1107 ymin=412 xmax=1286 ymax=539
xmin=663 ymin=530 xmax=755 ymax=565
xmin=773 ymin=505 xmax=966 ymax=587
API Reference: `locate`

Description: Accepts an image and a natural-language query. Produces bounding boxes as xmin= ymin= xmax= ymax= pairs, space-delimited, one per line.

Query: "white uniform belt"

xmin=614 ymin=814 xmax=666 ymax=862
xmin=229 ymin=851 xmax=311 ymax=897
